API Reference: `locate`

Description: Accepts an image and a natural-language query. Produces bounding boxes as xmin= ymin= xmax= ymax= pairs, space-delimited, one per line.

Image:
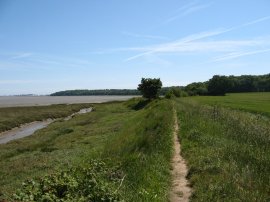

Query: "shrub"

xmin=13 ymin=160 xmax=123 ymax=202
xmin=165 ymin=90 xmax=174 ymax=99
xmin=180 ymin=90 xmax=188 ymax=97
xmin=171 ymin=87 xmax=181 ymax=97
xmin=165 ymin=87 xmax=188 ymax=99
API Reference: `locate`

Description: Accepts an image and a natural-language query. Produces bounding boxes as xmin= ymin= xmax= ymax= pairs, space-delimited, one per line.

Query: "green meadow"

xmin=0 ymin=93 xmax=269 ymax=201
xmin=184 ymin=92 xmax=270 ymax=117
xmin=176 ymin=94 xmax=270 ymax=202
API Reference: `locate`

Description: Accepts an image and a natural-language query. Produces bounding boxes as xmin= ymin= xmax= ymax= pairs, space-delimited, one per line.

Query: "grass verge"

xmin=175 ymin=98 xmax=270 ymax=201
xmin=104 ymin=98 xmax=174 ymax=201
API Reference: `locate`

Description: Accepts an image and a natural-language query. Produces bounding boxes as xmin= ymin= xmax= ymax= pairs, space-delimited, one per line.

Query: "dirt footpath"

xmin=169 ymin=109 xmax=192 ymax=202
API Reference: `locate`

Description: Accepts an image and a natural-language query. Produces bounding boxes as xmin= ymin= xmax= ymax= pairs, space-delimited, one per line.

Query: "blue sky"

xmin=0 ymin=0 xmax=270 ymax=95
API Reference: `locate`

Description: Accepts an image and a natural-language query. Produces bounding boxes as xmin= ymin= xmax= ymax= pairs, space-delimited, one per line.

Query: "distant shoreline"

xmin=50 ymin=89 xmax=141 ymax=96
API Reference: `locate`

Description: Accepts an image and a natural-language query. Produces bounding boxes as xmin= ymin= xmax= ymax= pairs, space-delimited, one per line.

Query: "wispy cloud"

xmin=242 ymin=16 xmax=270 ymax=26
xmin=29 ymin=54 xmax=93 ymax=68
xmin=124 ymin=39 xmax=266 ymax=62
xmin=123 ymin=29 xmax=235 ymax=61
xmin=122 ymin=31 xmax=169 ymax=40
xmin=211 ymin=48 xmax=270 ymax=62
xmin=174 ymin=1 xmax=198 ymax=13
xmin=181 ymin=4 xmax=210 ymax=16
xmin=86 ymin=15 xmax=270 ymax=61
xmin=123 ymin=16 xmax=270 ymax=62
xmin=10 ymin=52 xmax=33 ymax=59
xmin=0 ymin=52 xmax=94 ymax=71
xmin=143 ymin=54 xmax=172 ymax=66
xmin=163 ymin=2 xmax=211 ymax=24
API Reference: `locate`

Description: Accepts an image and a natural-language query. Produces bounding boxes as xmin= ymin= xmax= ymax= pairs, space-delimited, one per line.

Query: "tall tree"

xmin=137 ymin=78 xmax=162 ymax=99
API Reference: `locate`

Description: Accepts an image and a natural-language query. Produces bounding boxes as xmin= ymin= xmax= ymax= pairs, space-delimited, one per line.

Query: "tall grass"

xmin=104 ymin=98 xmax=174 ymax=201
xmin=0 ymin=98 xmax=174 ymax=201
xmin=175 ymin=98 xmax=270 ymax=201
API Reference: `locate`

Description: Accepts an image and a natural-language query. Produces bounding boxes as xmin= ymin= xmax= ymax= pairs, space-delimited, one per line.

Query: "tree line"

xmin=185 ymin=73 xmax=270 ymax=96
xmin=51 ymin=73 xmax=269 ymax=96
xmin=51 ymin=89 xmax=141 ymax=96
xmin=51 ymin=87 xmax=173 ymax=96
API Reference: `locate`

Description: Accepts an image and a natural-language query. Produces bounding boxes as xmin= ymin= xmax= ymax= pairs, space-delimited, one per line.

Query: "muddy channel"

xmin=0 ymin=107 xmax=92 ymax=144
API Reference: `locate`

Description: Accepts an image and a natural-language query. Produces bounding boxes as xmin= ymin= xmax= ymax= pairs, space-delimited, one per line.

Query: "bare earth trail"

xmin=169 ymin=108 xmax=192 ymax=202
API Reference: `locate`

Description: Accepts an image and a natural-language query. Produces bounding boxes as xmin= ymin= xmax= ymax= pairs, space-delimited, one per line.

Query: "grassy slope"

xmin=104 ymin=99 xmax=174 ymax=201
xmin=184 ymin=92 xmax=270 ymax=117
xmin=175 ymin=97 xmax=270 ymax=201
xmin=0 ymin=103 xmax=93 ymax=133
xmin=0 ymin=99 xmax=174 ymax=201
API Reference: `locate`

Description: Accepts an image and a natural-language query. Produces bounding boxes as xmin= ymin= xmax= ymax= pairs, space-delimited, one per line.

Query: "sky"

xmin=0 ymin=0 xmax=270 ymax=95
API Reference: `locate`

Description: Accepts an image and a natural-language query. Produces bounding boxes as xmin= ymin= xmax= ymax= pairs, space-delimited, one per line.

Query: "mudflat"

xmin=0 ymin=96 xmax=137 ymax=107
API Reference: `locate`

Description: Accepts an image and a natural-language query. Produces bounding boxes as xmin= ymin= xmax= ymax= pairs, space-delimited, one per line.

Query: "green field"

xmin=176 ymin=93 xmax=270 ymax=201
xmin=0 ymin=93 xmax=269 ymax=201
xmin=0 ymin=99 xmax=174 ymax=201
xmin=184 ymin=92 xmax=270 ymax=117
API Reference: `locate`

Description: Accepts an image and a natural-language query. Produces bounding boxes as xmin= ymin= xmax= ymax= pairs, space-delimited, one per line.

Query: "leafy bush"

xmin=171 ymin=87 xmax=181 ymax=97
xmin=165 ymin=90 xmax=174 ymax=99
xmin=180 ymin=90 xmax=188 ymax=97
xmin=165 ymin=87 xmax=188 ymax=99
xmin=13 ymin=160 xmax=123 ymax=202
xmin=184 ymin=82 xmax=208 ymax=96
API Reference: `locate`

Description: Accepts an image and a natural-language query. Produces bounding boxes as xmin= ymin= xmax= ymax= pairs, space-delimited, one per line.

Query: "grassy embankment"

xmin=0 ymin=104 xmax=93 ymax=133
xmin=175 ymin=92 xmax=270 ymax=201
xmin=0 ymin=98 xmax=174 ymax=201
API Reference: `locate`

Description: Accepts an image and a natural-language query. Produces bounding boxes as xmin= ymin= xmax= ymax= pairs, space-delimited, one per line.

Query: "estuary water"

xmin=0 ymin=96 xmax=137 ymax=107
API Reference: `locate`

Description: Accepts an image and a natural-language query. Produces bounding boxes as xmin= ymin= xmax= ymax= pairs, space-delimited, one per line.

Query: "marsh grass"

xmin=0 ymin=103 xmax=93 ymax=133
xmin=0 ymin=98 xmax=174 ymax=201
xmin=175 ymin=98 xmax=270 ymax=201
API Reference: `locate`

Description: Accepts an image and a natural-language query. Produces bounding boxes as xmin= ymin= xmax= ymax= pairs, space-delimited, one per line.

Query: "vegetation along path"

xmin=170 ymin=107 xmax=192 ymax=202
